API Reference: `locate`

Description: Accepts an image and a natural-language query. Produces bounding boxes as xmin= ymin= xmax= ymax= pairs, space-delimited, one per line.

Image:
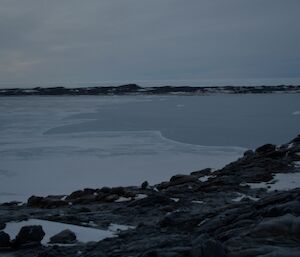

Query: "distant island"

xmin=0 ymin=84 xmax=300 ymax=96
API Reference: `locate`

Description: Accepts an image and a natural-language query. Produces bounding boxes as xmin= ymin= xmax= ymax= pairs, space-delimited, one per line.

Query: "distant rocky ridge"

xmin=0 ymin=134 xmax=300 ymax=257
xmin=1 ymin=84 xmax=300 ymax=96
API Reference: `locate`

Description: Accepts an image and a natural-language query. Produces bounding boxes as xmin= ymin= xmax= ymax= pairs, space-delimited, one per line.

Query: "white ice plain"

xmin=0 ymin=96 xmax=247 ymax=203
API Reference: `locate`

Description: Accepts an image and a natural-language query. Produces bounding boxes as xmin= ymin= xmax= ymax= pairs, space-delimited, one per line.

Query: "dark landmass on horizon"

xmin=0 ymin=84 xmax=300 ymax=96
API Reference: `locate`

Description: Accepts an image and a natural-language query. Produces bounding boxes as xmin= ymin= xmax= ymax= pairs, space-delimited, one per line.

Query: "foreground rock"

xmin=13 ymin=225 xmax=45 ymax=247
xmin=0 ymin=231 xmax=10 ymax=248
xmin=49 ymin=230 xmax=77 ymax=244
xmin=0 ymin=134 xmax=299 ymax=256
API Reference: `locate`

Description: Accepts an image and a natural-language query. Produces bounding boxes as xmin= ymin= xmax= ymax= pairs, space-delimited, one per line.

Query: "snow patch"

xmin=115 ymin=196 xmax=132 ymax=202
xmin=247 ymin=172 xmax=300 ymax=191
xmin=4 ymin=219 xmax=134 ymax=245
xmin=192 ymin=200 xmax=204 ymax=204
xmin=231 ymin=193 xmax=259 ymax=202
xmin=198 ymin=175 xmax=212 ymax=182
xmin=135 ymin=194 xmax=148 ymax=200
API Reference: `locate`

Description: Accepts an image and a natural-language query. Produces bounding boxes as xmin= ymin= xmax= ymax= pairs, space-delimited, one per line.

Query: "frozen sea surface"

xmin=0 ymin=94 xmax=299 ymax=202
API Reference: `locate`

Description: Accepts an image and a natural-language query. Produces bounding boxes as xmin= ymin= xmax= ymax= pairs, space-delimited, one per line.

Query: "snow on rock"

xmin=115 ymin=197 xmax=132 ymax=202
xmin=135 ymin=194 xmax=148 ymax=200
xmin=198 ymin=175 xmax=213 ymax=182
xmin=247 ymin=172 xmax=300 ymax=191
xmin=192 ymin=200 xmax=204 ymax=204
xmin=231 ymin=193 xmax=259 ymax=202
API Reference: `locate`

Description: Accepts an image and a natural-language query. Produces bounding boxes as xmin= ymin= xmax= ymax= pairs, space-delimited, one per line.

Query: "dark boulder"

xmin=141 ymin=181 xmax=149 ymax=189
xmin=99 ymin=187 xmax=111 ymax=194
xmin=157 ymin=175 xmax=198 ymax=190
xmin=27 ymin=196 xmax=44 ymax=207
xmin=0 ymin=222 xmax=5 ymax=230
xmin=49 ymin=229 xmax=77 ymax=244
xmin=111 ymin=187 xmax=125 ymax=195
xmin=243 ymin=150 xmax=254 ymax=158
xmin=66 ymin=190 xmax=88 ymax=200
xmin=27 ymin=195 xmax=67 ymax=208
xmin=14 ymin=225 xmax=45 ymax=246
xmin=0 ymin=231 xmax=10 ymax=248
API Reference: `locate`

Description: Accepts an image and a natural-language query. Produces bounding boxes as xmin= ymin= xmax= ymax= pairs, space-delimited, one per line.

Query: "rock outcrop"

xmin=0 ymin=134 xmax=299 ymax=256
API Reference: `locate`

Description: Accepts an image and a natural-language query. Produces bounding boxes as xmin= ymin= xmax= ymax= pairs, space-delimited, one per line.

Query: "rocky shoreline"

xmin=0 ymin=84 xmax=300 ymax=96
xmin=0 ymin=135 xmax=300 ymax=257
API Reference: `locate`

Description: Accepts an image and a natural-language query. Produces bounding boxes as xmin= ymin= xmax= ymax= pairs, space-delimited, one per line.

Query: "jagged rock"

xmin=66 ymin=190 xmax=88 ymax=200
xmin=157 ymin=175 xmax=198 ymax=190
xmin=14 ymin=225 xmax=45 ymax=246
xmin=99 ymin=187 xmax=111 ymax=194
xmin=49 ymin=229 xmax=77 ymax=244
xmin=0 ymin=231 xmax=10 ymax=248
xmin=83 ymin=188 xmax=96 ymax=194
xmin=190 ymin=168 xmax=211 ymax=177
xmin=243 ymin=150 xmax=254 ymax=157
xmin=27 ymin=196 xmax=44 ymax=207
xmin=128 ymin=194 xmax=173 ymax=207
xmin=111 ymin=187 xmax=125 ymax=195
xmin=141 ymin=181 xmax=149 ymax=189
xmin=255 ymin=144 xmax=276 ymax=155
xmin=27 ymin=195 xmax=67 ymax=208
xmin=72 ymin=194 xmax=97 ymax=204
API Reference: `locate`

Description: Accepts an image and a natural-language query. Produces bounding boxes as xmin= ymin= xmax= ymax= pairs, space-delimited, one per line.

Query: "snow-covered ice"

xmin=1 ymin=94 xmax=299 ymax=203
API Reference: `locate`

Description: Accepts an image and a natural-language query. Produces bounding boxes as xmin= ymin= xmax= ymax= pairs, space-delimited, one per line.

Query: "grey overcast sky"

xmin=0 ymin=0 xmax=300 ymax=87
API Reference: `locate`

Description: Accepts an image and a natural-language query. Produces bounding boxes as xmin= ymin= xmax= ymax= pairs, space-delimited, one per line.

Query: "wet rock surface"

xmin=0 ymin=135 xmax=300 ymax=256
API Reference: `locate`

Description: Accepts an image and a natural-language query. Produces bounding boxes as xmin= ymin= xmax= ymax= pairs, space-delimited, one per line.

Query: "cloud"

xmin=0 ymin=0 xmax=299 ymax=86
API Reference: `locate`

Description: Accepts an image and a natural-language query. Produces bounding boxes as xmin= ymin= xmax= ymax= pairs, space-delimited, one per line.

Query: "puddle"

xmin=4 ymin=219 xmax=134 ymax=245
